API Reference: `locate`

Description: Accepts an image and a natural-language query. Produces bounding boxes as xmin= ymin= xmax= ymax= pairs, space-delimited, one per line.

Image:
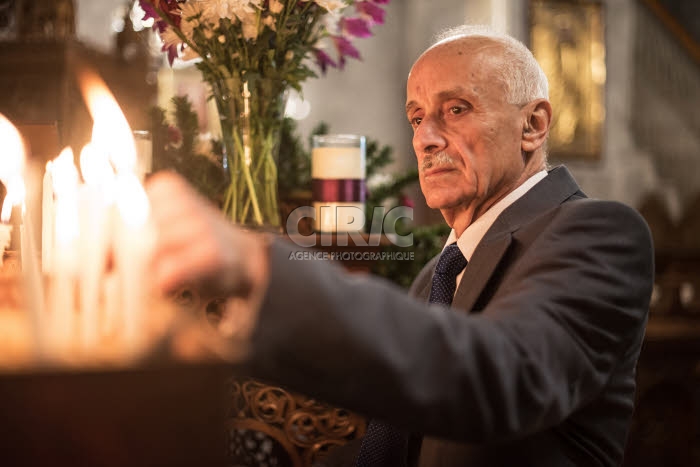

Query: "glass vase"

xmin=208 ymin=75 xmax=287 ymax=229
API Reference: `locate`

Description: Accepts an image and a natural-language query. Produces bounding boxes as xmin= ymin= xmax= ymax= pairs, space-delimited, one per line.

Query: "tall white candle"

xmin=0 ymin=112 xmax=45 ymax=357
xmin=132 ymin=130 xmax=152 ymax=182
xmin=21 ymin=210 xmax=45 ymax=357
xmin=77 ymin=143 xmax=114 ymax=349
xmin=49 ymin=148 xmax=79 ymax=352
xmin=114 ymin=173 xmax=153 ymax=354
xmin=41 ymin=161 xmax=55 ymax=274
xmin=78 ymin=70 xmax=154 ymax=358
xmin=0 ymin=223 xmax=11 ymax=268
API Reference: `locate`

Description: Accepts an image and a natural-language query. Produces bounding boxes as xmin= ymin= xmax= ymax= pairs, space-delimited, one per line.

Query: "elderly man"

xmin=147 ymin=26 xmax=654 ymax=467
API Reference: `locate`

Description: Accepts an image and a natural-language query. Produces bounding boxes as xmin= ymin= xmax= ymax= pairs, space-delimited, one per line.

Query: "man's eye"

xmin=450 ymin=106 xmax=464 ymax=115
xmin=410 ymin=117 xmax=422 ymax=126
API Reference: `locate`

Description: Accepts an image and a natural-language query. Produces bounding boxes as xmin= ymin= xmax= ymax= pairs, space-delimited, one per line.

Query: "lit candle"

xmin=132 ymin=130 xmax=152 ymax=182
xmin=0 ymin=114 xmax=26 ymax=230
xmin=50 ymin=147 xmax=80 ymax=352
xmin=78 ymin=143 xmax=114 ymax=349
xmin=0 ymin=185 xmax=13 ymax=269
xmin=41 ymin=161 xmax=55 ymax=274
xmin=78 ymin=68 xmax=153 ymax=355
xmin=20 ymin=206 xmax=46 ymax=355
xmin=0 ymin=222 xmax=11 ymax=267
xmin=0 ymin=113 xmax=44 ymax=355
xmin=114 ymin=173 xmax=153 ymax=353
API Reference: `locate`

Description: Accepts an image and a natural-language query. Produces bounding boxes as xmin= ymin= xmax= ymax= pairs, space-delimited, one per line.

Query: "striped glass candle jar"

xmin=311 ymin=134 xmax=366 ymax=233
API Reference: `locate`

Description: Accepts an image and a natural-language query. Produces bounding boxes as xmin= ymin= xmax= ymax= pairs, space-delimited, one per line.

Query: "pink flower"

xmin=340 ymin=17 xmax=372 ymax=38
xmin=138 ymin=0 xmax=159 ymax=21
xmin=355 ymin=1 xmax=386 ymax=25
xmin=167 ymin=125 xmax=183 ymax=146
xmin=313 ymin=49 xmax=338 ymax=74
xmin=331 ymin=35 xmax=361 ymax=68
xmin=399 ymin=193 xmax=414 ymax=209
xmin=369 ymin=0 xmax=390 ymax=4
xmin=139 ymin=0 xmax=182 ymax=27
xmin=165 ymin=45 xmax=179 ymax=66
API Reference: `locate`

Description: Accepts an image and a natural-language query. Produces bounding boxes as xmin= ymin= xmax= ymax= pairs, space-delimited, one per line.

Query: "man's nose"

xmin=413 ymin=115 xmax=446 ymax=156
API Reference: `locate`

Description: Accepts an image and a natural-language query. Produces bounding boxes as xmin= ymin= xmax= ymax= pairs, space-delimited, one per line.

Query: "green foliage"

xmin=149 ymin=96 xmax=227 ymax=204
xmin=365 ymin=139 xmax=394 ymax=180
xmin=277 ymin=119 xmax=328 ymax=196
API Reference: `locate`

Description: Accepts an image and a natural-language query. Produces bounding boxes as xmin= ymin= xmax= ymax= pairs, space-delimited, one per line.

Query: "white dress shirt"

xmin=442 ymin=170 xmax=548 ymax=290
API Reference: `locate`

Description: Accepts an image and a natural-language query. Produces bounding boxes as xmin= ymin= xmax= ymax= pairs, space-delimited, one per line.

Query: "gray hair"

xmin=431 ymin=25 xmax=549 ymax=105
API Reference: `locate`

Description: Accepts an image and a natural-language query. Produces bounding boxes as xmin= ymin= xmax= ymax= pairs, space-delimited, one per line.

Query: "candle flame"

xmin=51 ymin=148 xmax=79 ymax=197
xmin=0 ymin=113 xmax=27 ymax=223
xmin=80 ymin=142 xmax=117 ymax=202
xmin=77 ymin=68 xmax=137 ymax=175
xmin=116 ymin=174 xmax=150 ymax=229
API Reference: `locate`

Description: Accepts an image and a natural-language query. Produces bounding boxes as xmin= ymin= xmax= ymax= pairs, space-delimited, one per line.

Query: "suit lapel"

xmin=449 ymin=166 xmax=585 ymax=313
xmin=452 ymin=232 xmax=511 ymax=311
xmin=413 ymin=256 xmax=438 ymax=301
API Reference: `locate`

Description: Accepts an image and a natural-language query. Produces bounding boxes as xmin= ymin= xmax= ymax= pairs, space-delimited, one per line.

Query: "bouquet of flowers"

xmin=140 ymin=0 xmax=390 ymax=228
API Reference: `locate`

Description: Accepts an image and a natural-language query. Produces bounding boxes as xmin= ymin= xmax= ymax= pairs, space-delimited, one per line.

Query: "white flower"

xmin=268 ymin=0 xmax=284 ymax=14
xmin=314 ymin=0 xmax=347 ymax=13
xmin=181 ymin=44 xmax=201 ymax=61
xmin=262 ymin=14 xmax=276 ymax=31
xmin=199 ymin=0 xmax=263 ymax=23
xmin=179 ymin=3 xmax=205 ymax=40
xmin=159 ymin=28 xmax=201 ymax=62
xmin=159 ymin=28 xmax=183 ymax=50
xmin=179 ymin=2 xmax=204 ymax=21
xmin=240 ymin=10 xmax=260 ymax=40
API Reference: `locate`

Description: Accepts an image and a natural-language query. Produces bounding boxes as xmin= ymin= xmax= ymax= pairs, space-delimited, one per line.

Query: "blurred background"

xmin=0 ymin=1 xmax=699 ymax=465
xmin=0 ymin=0 xmax=697 ymax=224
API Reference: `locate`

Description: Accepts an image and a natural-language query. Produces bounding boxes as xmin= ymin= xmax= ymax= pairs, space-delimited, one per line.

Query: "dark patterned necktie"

xmin=427 ymin=244 xmax=468 ymax=305
xmin=355 ymin=244 xmax=467 ymax=467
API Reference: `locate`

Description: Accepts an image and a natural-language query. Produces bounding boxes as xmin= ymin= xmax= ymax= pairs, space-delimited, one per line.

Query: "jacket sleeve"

xmin=243 ymin=200 xmax=654 ymax=442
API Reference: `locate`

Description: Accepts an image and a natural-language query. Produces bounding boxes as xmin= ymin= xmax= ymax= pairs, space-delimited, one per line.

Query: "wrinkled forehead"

xmin=410 ymin=36 xmax=506 ymax=77
xmin=407 ymin=38 xmax=508 ymax=95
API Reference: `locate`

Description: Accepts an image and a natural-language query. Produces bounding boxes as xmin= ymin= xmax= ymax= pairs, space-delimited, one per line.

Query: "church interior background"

xmin=0 ymin=0 xmax=699 ymax=466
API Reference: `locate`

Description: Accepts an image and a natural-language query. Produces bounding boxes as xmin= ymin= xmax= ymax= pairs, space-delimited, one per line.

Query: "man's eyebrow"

xmin=437 ymin=87 xmax=468 ymax=101
xmin=405 ymin=101 xmax=417 ymax=115
xmin=405 ymin=87 xmax=470 ymax=115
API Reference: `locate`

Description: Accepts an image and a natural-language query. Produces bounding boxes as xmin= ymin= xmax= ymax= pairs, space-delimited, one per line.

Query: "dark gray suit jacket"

xmin=244 ymin=166 xmax=654 ymax=467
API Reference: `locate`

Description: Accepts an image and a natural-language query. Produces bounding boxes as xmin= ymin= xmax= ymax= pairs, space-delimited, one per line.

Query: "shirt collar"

xmin=444 ymin=170 xmax=548 ymax=261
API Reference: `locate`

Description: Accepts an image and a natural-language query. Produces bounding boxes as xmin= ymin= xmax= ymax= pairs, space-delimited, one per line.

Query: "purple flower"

xmin=139 ymin=0 xmax=182 ymax=27
xmin=355 ymin=1 xmax=386 ymax=25
xmin=332 ymin=35 xmax=361 ymax=69
xmin=139 ymin=0 xmax=160 ymax=21
xmin=313 ymin=49 xmax=338 ymax=74
xmin=369 ymin=0 xmax=390 ymax=4
xmin=163 ymin=43 xmax=179 ymax=66
xmin=340 ymin=17 xmax=373 ymax=38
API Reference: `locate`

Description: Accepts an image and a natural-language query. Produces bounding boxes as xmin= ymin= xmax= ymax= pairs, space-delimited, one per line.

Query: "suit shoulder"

xmin=557 ymin=198 xmax=651 ymax=232
xmin=535 ymin=199 xmax=655 ymax=256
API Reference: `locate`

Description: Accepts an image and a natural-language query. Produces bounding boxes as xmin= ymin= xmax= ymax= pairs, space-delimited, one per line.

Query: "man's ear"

xmin=521 ymin=99 xmax=552 ymax=153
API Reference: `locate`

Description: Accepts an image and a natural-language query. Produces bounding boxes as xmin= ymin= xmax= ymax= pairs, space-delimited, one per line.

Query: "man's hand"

xmin=146 ymin=171 xmax=270 ymax=307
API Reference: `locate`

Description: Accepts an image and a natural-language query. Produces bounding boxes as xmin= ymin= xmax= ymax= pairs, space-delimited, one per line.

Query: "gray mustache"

xmin=421 ymin=152 xmax=456 ymax=172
